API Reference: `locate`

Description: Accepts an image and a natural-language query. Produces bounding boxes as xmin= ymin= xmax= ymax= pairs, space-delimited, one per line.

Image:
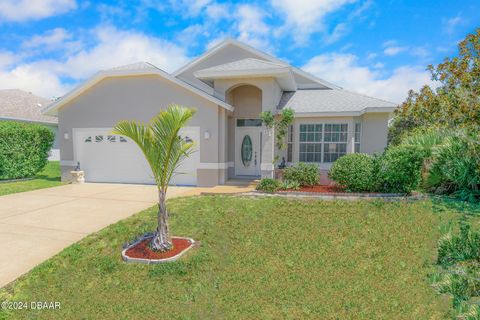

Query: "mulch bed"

xmin=125 ymin=237 xmax=193 ymax=260
xmin=280 ymin=185 xmax=346 ymax=193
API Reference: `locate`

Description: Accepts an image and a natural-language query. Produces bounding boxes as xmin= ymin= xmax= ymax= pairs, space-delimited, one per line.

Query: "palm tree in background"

xmin=114 ymin=105 xmax=196 ymax=251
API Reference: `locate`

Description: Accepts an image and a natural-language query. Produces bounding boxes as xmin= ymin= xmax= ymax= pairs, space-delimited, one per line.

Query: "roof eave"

xmin=291 ymin=107 xmax=397 ymax=117
xmin=194 ymin=67 xmax=290 ymax=79
xmin=0 ymin=116 xmax=58 ymax=125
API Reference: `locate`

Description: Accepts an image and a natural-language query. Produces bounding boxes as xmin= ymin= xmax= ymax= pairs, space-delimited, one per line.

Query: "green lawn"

xmin=0 ymin=196 xmax=462 ymax=319
xmin=0 ymin=161 xmax=62 ymax=196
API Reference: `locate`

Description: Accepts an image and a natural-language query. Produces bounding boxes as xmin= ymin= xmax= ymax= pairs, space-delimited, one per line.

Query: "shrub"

xmin=427 ymin=130 xmax=480 ymax=201
xmin=0 ymin=121 xmax=54 ymax=180
xmin=400 ymin=127 xmax=447 ymax=158
xmin=256 ymin=178 xmax=280 ymax=193
xmin=378 ymin=145 xmax=426 ymax=193
xmin=279 ymin=180 xmax=300 ymax=191
xmin=437 ymin=222 xmax=480 ymax=267
xmin=283 ymin=162 xmax=319 ymax=186
xmin=329 ymin=153 xmax=376 ymax=192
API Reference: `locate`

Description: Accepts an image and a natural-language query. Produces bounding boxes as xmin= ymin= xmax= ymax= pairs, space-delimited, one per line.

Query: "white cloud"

xmin=168 ymin=0 xmax=212 ymax=16
xmin=235 ymin=4 xmax=271 ymax=50
xmin=324 ymin=23 xmax=349 ymax=44
xmin=22 ymin=28 xmax=72 ymax=49
xmin=0 ymin=51 xmax=17 ymax=69
xmin=270 ymin=0 xmax=357 ymax=44
xmin=0 ymin=26 xmax=189 ymax=98
xmin=443 ymin=14 xmax=462 ymax=35
xmin=0 ymin=64 xmax=68 ymax=99
xmin=383 ymin=46 xmax=408 ymax=56
xmin=0 ymin=0 xmax=77 ymax=22
xmin=303 ymin=52 xmax=433 ymax=103
xmin=205 ymin=3 xmax=230 ymax=21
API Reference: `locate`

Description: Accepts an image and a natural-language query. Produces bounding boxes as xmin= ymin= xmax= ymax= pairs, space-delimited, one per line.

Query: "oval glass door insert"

xmin=241 ymin=135 xmax=253 ymax=167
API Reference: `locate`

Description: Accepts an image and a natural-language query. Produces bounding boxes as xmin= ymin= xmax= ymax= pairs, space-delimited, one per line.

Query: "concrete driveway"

xmin=0 ymin=182 xmax=253 ymax=287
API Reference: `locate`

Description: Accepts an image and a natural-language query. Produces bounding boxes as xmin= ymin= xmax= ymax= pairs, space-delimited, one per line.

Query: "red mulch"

xmin=281 ymin=184 xmax=346 ymax=193
xmin=125 ymin=237 xmax=193 ymax=260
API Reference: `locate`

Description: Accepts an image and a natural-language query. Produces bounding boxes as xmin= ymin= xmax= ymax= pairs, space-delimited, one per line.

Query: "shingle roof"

xmin=106 ymin=62 xmax=157 ymax=72
xmin=195 ymin=58 xmax=288 ymax=74
xmin=277 ymin=89 xmax=397 ymax=114
xmin=0 ymin=89 xmax=57 ymax=124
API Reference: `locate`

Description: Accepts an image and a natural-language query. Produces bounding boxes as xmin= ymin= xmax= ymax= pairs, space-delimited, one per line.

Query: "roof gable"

xmin=43 ymin=63 xmax=233 ymax=116
xmin=173 ymin=39 xmax=339 ymax=91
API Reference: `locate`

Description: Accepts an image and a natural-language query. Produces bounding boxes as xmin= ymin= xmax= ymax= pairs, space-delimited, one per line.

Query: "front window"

xmin=323 ymin=124 xmax=348 ymax=162
xmin=354 ymin=123 xmax=361 ymax=153
xmin=299 ymin=124 xmax=322 ymax=162
xmin=298 ymin=123 xmax=349 ymax=163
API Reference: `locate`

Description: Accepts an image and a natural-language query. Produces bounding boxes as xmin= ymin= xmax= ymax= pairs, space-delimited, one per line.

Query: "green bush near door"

xmin=283 ymin=162 xmax=320 ymax=186
xmin=0 ymin=121 xmax=54 ymax=180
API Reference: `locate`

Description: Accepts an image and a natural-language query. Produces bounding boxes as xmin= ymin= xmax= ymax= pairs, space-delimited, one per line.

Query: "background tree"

xmin=389 ymin=28 xmax=480 ymax=145
xmin=114 ymin=105 xmax=195 ymax=252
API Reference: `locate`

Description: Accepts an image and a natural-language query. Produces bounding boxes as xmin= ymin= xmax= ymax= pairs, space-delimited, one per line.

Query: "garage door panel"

xmin=74 ymin=128 xmax=199 ymax=185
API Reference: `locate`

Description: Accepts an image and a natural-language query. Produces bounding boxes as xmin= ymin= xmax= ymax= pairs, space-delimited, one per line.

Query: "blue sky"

xmin=0 ymin=0 xmax=478 ymax=103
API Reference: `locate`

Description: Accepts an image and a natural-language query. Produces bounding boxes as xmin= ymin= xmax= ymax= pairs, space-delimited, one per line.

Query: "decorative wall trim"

xmin=198 ymin=162 xmax=229 ymax=170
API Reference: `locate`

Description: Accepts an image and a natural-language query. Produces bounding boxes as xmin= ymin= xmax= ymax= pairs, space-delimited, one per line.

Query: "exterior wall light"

xmin=64 ymin=132 xmax=70 ymax=140
xmin=204 ymin=131 xmax=210 ymax=140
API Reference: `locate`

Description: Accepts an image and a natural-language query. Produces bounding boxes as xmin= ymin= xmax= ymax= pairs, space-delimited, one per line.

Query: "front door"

xmin=235 ymin=127 xmax=261 ymax=176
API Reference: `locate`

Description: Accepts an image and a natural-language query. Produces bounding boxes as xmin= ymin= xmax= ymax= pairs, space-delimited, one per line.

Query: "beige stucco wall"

xmin=227 ymin=85 xmax=262 ymax=118
xmin=57 ymin=75 xmax=227 ymax=186
xmin=360 ymin=113 xmax=390 ymax=154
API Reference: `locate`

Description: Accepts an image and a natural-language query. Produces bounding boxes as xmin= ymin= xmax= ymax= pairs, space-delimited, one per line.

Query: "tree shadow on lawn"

xmin=430 ymin=196 xmax=480 ymax=216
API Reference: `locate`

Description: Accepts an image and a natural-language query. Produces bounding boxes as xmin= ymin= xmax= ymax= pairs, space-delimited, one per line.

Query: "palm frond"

xmin=113 ymin=105 xmax=196 ymax=190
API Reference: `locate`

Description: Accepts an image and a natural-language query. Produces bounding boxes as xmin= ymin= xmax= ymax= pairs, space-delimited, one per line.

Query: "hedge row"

xmin=329 ymin=145 xmax=426 ymax=194
xmin=0 ymin=121 xmax=54 ymax=180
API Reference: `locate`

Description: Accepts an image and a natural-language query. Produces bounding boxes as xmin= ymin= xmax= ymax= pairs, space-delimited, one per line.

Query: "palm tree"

xmin=113 ymin=105 xmax=196 ymax=252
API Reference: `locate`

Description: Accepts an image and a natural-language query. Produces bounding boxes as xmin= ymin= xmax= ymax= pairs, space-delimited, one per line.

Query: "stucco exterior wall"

xmin=57 ymin=75 xmax=225 ymax=186
xmin=360 ymin=113 xmax=390 ymax=154
xmin=227 ymin=85 xmax=262 ymax=118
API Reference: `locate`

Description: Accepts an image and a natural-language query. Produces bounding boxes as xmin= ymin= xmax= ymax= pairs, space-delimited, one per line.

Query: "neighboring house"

xmin=43 ymin=39 xmax=397 ymax=186
xmin=0 ymin=89 xmax=59 ymax=161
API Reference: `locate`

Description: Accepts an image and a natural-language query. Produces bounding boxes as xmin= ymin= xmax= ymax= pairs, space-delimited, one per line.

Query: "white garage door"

xmin=74 ymin=128 xmax=200 ymax=186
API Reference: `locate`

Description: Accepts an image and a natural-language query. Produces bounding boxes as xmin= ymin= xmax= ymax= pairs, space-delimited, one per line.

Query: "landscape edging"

xmin=122 ymin=236 xmax=196 ymax=264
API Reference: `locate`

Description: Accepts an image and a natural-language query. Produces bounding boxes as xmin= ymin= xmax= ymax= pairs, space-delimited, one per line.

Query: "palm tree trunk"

xmin=150 ymin=189 xmax=172 ymax=252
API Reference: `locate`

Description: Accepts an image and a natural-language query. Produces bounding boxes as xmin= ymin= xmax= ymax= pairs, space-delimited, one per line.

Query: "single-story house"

xmin=43 ymin=39 xmax=397 ymax=186
xmin=0 ymin=89 xmax=59 ymax=160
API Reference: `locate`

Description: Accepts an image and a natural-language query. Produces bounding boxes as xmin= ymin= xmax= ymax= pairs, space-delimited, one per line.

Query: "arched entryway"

xmin=226 ymin=84 xmax=263 ymax=177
